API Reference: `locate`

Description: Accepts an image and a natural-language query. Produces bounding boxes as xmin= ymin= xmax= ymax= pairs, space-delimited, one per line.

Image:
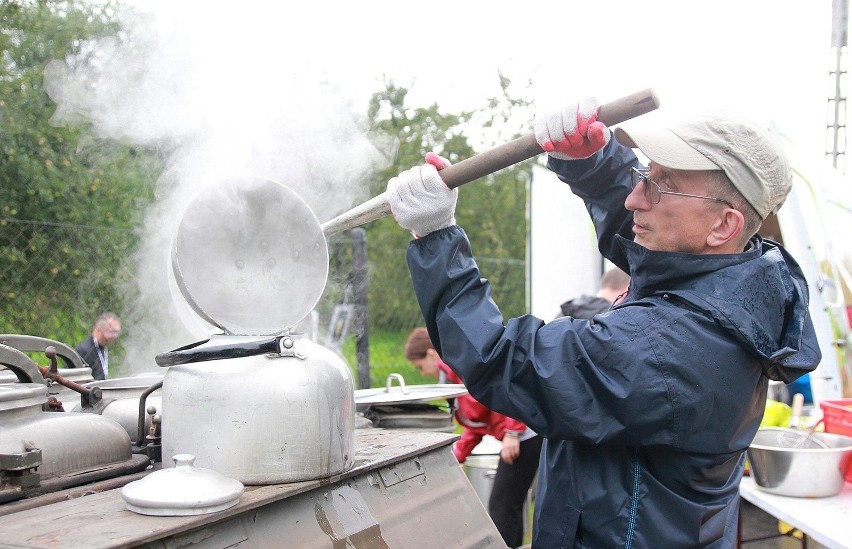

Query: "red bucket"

xmin=820 ymin=398 xmax=852 ymax=482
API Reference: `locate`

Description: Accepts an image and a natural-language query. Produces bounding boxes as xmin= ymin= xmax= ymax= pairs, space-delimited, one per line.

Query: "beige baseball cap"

xmin=614 ymin=113 xmax=792 ymax=219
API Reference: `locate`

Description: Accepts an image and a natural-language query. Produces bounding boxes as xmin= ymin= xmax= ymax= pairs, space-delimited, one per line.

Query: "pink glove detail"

xmin=425 ymin=151 xmax=451 ymax=170
xmin=534 ymin=97 xmax=611 ymax=160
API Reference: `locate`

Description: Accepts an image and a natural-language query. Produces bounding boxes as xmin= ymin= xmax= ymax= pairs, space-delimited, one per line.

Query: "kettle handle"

xmin=155 ymin=337 xmax=283 ymax=367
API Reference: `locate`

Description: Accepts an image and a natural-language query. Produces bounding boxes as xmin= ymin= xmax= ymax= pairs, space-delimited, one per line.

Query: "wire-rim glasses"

xmin=629 ymin=167 xmax=734 ymax=208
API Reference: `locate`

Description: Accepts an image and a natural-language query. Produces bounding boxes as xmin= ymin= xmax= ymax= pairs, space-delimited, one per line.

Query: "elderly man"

xmin=385 ymin=101 xmax=820 ymax=547
xmin=74 ymin=311 xmax=121 ymax=380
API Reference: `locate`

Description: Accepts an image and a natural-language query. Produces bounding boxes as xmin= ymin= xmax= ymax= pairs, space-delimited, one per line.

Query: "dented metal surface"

xmin=0 ymin=430 xmax=505 ymax=548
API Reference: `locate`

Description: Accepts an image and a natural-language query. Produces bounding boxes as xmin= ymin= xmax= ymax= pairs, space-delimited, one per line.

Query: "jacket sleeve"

xmin=545 ymin=138 xmax=640 ymax=273
xmin=454 ymin=429 xmax=482 ymax=463
xmin=407 ymin=227 xmax=675 ymax=446
xmin=496 ymin=414 xmax=527 ymax=435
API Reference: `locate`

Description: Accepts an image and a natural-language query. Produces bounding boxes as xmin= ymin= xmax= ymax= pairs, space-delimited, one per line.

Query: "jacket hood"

xmin=617 ymin=235 xmax=821 ymax=382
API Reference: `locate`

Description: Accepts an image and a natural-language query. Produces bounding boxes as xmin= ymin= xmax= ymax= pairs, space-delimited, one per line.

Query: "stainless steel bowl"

xmin=747 ymin=427 xmax=852 ymax=497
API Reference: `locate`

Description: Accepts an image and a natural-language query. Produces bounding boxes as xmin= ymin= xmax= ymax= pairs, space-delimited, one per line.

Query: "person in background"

xmin=404 ymin=327 xmax=541 ymax=549
xmin=555 ymin=267 xmax=630 ymax=320
xmin=384 ymin=101 xmax=820 ymax=546
xmin=74 ymin=312 xmax=121 ymax=381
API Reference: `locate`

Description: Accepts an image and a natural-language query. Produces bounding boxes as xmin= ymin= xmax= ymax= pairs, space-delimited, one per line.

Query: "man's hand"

xmin=386 ymin=152 xmax=457 ymax=238
xmin=534 ymin=97 xmax=611 ymax=160
xmin=500 ymin=432 xmax=521 ymax=464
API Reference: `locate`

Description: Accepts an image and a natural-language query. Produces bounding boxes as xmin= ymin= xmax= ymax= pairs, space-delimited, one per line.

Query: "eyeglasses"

xmin=629 ymin=167 xmax=734 ymax=208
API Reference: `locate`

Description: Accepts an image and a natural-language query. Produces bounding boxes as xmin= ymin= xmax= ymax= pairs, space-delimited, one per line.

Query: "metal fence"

xmin=0 ymin=218 xmax=137 ymax=344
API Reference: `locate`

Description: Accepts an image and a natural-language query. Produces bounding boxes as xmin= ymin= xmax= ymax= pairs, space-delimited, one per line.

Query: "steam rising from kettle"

xmin=171 ymin=89 xmax=659 ymax=336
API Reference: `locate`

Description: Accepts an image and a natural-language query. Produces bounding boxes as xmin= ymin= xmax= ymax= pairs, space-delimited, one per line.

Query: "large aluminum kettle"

xmin=160 ymin=334 xmax=354 ymax=484
xmin=158 ymin=176 xmax=355 ymax=484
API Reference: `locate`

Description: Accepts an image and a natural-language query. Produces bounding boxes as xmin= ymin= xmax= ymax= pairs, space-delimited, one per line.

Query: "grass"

xmin=340 ymin=329 xmax=436 ymax=388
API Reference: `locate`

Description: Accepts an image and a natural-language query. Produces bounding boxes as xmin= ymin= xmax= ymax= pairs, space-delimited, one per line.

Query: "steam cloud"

xmin=44 ymin=4 xmax=390 ymax=373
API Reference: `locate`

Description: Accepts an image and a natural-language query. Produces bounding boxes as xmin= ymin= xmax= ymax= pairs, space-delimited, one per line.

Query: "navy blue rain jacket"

xmin=405 ymin=139 xmax=820 ymax=547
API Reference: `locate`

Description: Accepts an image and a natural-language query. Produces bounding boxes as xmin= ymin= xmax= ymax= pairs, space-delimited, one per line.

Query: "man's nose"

xmin=624 ymin=181 xmax=650 ymax=211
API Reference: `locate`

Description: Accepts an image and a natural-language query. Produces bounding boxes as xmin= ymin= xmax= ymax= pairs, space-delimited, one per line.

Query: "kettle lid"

xmin=121 ymin=454 xmax=244 ymax=516
xmin=171 ymin=176 xmax=328 ymax=336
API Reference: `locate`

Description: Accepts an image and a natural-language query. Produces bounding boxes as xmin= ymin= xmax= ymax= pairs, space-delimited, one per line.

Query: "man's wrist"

xmin=504 ymin=430 xmax=522 ymax=438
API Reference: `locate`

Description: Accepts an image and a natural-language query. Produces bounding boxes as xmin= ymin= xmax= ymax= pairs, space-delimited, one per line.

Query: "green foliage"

xmin=341 ymin=329 xmax=436 ymax=389
xmin=0 ymin=0 xmax=161 ymax=350
xmin=361 ymin=80 xmax=532 ymax=332
xmin=0 ymin=3 xmax=532 ymax=378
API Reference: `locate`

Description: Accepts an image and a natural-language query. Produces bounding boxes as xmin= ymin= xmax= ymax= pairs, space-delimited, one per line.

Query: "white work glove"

xmin=386 ymin=152 xmax=457 ymax=238
xmin=534 ymin=97 xmax=611 ymax=160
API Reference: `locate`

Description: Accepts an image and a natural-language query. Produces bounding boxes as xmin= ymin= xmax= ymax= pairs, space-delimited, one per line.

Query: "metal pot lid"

xmin=0 ymin=383 xmax=48 ymax=412
xmin=171 ymin=176 xmax=328 ymax=335
xmin=355 ymin=374 xmax=467 ymax=405
xmin=121 ymin=454 xmax=244 ymax=516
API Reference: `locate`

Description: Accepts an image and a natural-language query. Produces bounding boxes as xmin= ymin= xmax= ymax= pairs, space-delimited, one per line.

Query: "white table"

xmin=739 ymin=476 xmax=852 ymax=549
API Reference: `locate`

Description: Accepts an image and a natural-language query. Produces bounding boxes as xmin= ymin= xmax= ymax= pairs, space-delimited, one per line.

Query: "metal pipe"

xmin=38 ymin=348 xmax=92 ymax=397
xmin=351 ymin=228 xmax=371 ymax=390
xmin=136 ymin=380 xmax=165 ymax=447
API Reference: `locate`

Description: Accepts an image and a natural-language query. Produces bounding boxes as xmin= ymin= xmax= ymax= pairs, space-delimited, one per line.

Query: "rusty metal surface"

xmin=0 ymin=430 xmax=505 ymax=549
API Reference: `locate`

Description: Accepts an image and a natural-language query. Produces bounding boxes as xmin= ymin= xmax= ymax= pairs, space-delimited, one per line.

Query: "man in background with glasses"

xmin=384 ymin=99 xmax=820 ymax=547
xmin=74 ymin=311 xmax=121 ymax=380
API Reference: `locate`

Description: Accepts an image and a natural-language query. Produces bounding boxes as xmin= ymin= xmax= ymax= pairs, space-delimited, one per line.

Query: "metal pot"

xmin=748 ymin=427 xmax=852 ymax=497
xmin=71 ymin=375 xmax=165 ymax=441
xmin=159 ymin=177 xmax=355 ymax=486
xmin=161 ymin=334 xmax=354 ymax=485
xmin=0 ymin=380 xmax=149 ymax=500
xmin=355 ymin=373 xmax=465 ymax=432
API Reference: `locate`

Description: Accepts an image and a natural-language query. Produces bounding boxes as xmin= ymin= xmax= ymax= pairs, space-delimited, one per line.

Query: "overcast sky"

xmin=130 ymin=0 xmax=838 ymax=164
xmin=53 ymin=0 xmax=843 ymax=359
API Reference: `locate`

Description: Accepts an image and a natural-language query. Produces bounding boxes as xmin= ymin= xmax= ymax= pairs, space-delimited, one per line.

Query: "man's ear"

xmin=706 ymin=208 xmax=745 ymax=249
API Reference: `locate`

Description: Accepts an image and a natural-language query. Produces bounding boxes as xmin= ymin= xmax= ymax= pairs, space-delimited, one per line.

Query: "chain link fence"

xmin=1 ymin=220 xmax=526 ymax=388
xmin=0 ymin=218 xmax=137 ymax=346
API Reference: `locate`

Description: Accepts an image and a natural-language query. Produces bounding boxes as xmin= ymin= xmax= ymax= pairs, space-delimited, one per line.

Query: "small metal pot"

xmin=72 ymin=375 xmax=164 ymax=440
xmin=748 ymin=427 xmax=852 ymax=497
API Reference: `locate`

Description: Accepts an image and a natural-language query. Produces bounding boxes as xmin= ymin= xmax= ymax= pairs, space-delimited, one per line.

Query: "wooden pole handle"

xmin=322 ymin=88 xmax=660 ymax=236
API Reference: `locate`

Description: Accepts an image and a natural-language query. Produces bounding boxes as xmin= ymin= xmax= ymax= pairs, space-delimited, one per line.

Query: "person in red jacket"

xmin=405 ymin=327 xmax=541 ymax=548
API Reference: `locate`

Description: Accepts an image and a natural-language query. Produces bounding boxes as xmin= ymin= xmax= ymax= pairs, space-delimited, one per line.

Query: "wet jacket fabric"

xmin=405 ymin=139 xmax=820 ymax=547
xmin=437 ymin=359 xmax=528 ymax=462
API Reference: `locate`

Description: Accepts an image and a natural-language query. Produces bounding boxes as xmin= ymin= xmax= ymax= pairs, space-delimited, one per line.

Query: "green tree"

xmin=0 ymin=0 xmax=161 ymax=348
xmin=361 ymin=78 xmax=532 ymax=331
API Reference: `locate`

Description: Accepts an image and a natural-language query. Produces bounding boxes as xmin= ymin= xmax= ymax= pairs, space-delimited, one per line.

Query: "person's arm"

xmin=387 ymin=103 xmax=670 ymax=445
xmin=453 ymin=428 xmax=482 ymax=463
xmin=407 ymin=227 xmax=672 ymax=445
xmin=545 ymin=139 xmax=640 ymax=273
xmin=500 ymin=415 xmax=527 ymax=434
xmin=533 ymin=98 xmax=641 ymax=273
